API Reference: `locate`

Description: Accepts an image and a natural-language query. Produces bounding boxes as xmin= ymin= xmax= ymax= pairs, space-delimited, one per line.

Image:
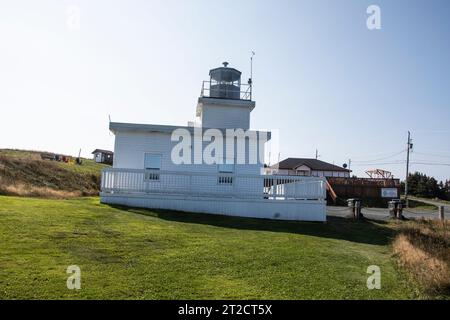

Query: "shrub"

xmin=393 ymin=219 xmax=450 ymax=296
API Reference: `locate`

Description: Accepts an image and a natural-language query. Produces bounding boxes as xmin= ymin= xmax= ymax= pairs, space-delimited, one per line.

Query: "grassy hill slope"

xmin=0 ymin=149 xmax=109 ymax=198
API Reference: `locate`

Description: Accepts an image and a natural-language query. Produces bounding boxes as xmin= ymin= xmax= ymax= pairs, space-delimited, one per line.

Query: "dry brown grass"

xmin=1 ymin=183 xmax=84 ymax=199
xmin=393 ymin=219 xmax=450 ymax=296
xmin=0 ymin=155 xmax=101 ymax=199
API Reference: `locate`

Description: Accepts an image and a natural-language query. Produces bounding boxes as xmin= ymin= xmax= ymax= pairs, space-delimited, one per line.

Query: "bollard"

xmin=439 ymin=206 xmax=445 ymax=221
xmin=347 ymin=199 xmax=362 ymax=219
xmin=355 ymin=200 xmax=362 ymax=220
xmin=388 ymin=200 xmax=397 ymax=219
xmin=348 ymin=199 xmax=355 ymax=217
xmin=396 ymin=201 xmax=403 ymax=219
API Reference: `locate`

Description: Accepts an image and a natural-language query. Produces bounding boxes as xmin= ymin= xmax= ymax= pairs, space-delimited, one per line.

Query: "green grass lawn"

xmin=0 ymin=196 xmax=421 ymax=299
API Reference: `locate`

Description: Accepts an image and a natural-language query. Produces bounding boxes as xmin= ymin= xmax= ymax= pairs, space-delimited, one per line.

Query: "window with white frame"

xmin=144 ymin=153 xmax=161 ymax=181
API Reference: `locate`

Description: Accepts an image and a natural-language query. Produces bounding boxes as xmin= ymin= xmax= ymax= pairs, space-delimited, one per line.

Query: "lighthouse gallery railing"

xmin=101 ymin=168 xmax=326 ymax=201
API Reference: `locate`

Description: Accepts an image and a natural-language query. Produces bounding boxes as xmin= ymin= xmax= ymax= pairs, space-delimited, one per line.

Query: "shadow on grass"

xmin=108 ymin=204 xmax=394 ymax=246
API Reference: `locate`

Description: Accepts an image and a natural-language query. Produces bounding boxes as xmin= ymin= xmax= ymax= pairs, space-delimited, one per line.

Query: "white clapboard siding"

xmin=201 ymin=105 xmax=251 ymax=129
xmin=113 ymin=131 xmax=264 ymax=175
xmin=101 ymin=193 xmax=326 ymax=222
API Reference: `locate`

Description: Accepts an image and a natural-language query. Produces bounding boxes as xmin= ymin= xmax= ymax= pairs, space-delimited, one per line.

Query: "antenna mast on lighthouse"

xmin=249 ymin=51 xmax=255 ymax=100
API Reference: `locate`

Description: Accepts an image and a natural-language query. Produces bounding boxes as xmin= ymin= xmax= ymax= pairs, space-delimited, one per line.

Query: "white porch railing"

xmin=101 ymin=168 xmax=326 ymax=201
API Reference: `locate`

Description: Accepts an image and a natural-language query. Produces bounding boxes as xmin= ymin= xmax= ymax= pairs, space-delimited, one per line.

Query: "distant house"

xmin=92 ymin=149 xmax=113 ymax=165
xmin=269 ymin=158 xmax=351 ymax=178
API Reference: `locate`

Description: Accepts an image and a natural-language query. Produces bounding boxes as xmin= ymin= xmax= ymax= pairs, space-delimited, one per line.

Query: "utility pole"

xmin=315 ymin=149 xmax=318 ymax=160
xmin=405 ymin=131 xmax=411 ymax=207
xmin=348 ymin=159 xmax=351 ymax=171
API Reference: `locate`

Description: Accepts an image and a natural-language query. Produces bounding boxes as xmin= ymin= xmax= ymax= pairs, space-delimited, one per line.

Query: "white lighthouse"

xmin=100 ymin=62 xmax=327 ymax=222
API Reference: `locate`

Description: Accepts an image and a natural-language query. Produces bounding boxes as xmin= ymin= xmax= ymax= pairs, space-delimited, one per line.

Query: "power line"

xmin=410 ymin=129 xmax=450 ymax=133
xmin=350 ymin=149 xmax=406 ymax=161
xmin=351 ymin=160 xmax=450 ymax=167
xmin=413 ymin=152 xmax=450 ymax=159
xmin=351 ymin=149 xmax=406 ymax=163
xmin=350 ymin=150 xmax=405 ymax=159
xmin=411 ymin=158 xmax=450 ymax=162
xmin=350 ymin=160 xmax=406 ymax=167
xmin=410 ymin=162 xmax=450 ymax=166
xmin=418 ymin=149 xmax=450 ymax=153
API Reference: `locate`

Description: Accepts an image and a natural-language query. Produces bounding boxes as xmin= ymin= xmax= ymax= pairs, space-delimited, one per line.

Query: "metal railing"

xmin=200 ymin=81 xmax=252 ymax=101
xmin=101 ymin=168 xmax=326 ymax=201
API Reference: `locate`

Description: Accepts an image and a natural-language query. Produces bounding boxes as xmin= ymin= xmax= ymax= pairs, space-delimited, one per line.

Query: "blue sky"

xmin=1 ymin=0 xmax=449 ymax=180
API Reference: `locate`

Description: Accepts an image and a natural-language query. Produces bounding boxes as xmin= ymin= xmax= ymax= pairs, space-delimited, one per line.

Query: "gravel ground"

xmin=326 ymin=206 xmax=443 ymax=221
